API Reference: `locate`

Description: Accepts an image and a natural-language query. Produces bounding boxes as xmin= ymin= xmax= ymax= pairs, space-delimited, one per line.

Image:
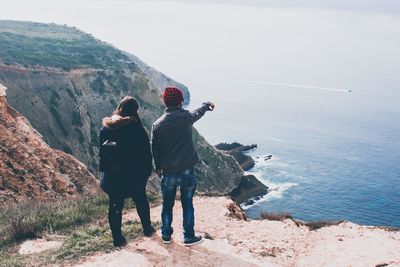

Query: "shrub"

xmin=72 ymin=111 xmax=83 ymax=127
xmin=50 ymin=106 xmax=68 ymax=137
xmin=304 ymin=221 xmax=343 ymax=231
xmin=260 ymin=212 xmax=293 ymax=221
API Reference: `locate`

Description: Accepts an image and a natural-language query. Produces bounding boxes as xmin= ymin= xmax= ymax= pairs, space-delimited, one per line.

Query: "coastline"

xmin=215 ymin=142 xmax=270 ymax=205
xmin=220 ymin=143 xmax=400 ymax=231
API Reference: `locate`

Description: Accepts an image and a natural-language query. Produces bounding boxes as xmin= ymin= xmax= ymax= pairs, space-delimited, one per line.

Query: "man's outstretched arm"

xmin=189 ymin=102 xmax=214 ymax=124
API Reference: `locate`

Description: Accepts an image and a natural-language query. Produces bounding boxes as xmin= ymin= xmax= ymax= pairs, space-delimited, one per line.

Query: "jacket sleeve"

xmin=151 ymin=125 xmax=161 ymax=171
xmin=140 ymin=127 xmax=153 ymax=177
xmin=189 ymin=102 xmax=210 ymax=124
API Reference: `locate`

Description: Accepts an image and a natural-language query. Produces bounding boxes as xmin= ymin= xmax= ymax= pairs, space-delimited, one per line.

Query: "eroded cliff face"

xmin=0 ymin=20 xmax=243 ymax=195
xmin=0 ymin=84 xmax=98 ymax=203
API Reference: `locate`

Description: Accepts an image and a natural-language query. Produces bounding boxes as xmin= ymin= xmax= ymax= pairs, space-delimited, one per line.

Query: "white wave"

xmin=241 ymin=181 xmax=298 ymax=210
xmin=242 ymin=154 xmax=299 ymax=210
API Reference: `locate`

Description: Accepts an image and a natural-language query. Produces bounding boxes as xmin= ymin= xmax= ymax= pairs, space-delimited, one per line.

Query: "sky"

xmin=0 ymin=0 xmax=399 ymax=107
xmin=112 ymin=0 xmax=400 ymax=15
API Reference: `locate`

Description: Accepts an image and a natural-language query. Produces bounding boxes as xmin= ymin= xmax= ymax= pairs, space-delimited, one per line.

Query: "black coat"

xmin=99 ymin=119 xmax=152 ymax=196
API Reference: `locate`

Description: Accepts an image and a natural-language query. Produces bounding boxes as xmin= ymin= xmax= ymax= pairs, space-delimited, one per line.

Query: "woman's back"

xmin=100 ymin=115 xmax=152 ymax=194
xmin=99 ymin=96 xmax=155 ymax=246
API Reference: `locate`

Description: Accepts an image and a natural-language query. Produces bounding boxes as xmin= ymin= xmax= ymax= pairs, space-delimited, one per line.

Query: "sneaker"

xmin=113 ymin=236 xmax=127 ymax=247
xmin=184 ymin=236 xmax=203 ymax=247
xmin=143 ymin=226 xmax=156 ymax=237
xmin=162 ymin=235 xmax=172 ymax=244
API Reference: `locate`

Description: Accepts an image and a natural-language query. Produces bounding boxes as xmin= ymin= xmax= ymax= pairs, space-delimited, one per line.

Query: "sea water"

xmin=189 ymin=81 xmax=400 ymax=227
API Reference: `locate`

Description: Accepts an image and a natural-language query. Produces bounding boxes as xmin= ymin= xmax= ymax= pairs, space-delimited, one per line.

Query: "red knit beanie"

xmin=163 ymin=87 xmax=183 ymax=107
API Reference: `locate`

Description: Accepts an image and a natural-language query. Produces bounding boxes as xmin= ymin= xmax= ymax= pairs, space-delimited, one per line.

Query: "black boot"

xmin=113 ymin=235 xmax=127 ymax=247
xmin=109 ymin=202 xmax=126 ymax=247
xmin=143 ymin=225 xmax=156 ymax=237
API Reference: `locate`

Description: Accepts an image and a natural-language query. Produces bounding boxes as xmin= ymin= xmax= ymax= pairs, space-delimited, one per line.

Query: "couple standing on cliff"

xmin=99 ymin=87 xmax=215 ymax=247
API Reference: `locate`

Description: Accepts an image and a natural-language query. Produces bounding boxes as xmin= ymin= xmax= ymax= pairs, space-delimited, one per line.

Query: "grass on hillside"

xmin=0 ymin=192 xmax=161 ymax=266
xmin=47 ymin=220 xmax=152 ymax=264
xmin=0 ymin=21 xmax=135 ymax=70
xmin=0 ymin=195 xmax=109 ymax=250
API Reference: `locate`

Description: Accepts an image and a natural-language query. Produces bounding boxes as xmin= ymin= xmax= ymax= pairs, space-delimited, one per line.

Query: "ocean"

xmin=188 ymin=79 xmax=400 ymax=227
xmin=1 ymin=0 xmax=399 ymax=227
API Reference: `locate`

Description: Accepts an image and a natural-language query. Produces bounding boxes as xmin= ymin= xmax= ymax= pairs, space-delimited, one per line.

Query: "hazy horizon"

xmin=1 ymin=0 xmax=399 ymax=125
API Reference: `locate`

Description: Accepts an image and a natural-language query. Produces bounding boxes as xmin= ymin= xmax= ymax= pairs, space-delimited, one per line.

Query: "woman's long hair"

xmin=113 ymin=96 xmax=142 ymax=126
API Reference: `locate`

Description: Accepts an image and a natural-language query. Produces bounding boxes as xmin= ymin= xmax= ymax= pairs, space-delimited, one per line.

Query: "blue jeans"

xmin=161 ymin=168 xmax=196 ymax=240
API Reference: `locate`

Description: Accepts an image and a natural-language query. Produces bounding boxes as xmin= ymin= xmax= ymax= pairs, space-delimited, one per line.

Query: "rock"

xmin=215 ymin=142 xmax=257 ymax=153
xmin=215 ymin=142 xmax=257 ymax=171
xmin=228 ymin=175 xmax=269 ymax=204
xmin=216 ymin=142 xmax=269 ymax=204
xmin=226 ymin=203 xmax=247 ymax=221
xmin=0 ymin=83 xmax=6 ymax=96
xmin=18 ymin=239 xmax=63 ymax=255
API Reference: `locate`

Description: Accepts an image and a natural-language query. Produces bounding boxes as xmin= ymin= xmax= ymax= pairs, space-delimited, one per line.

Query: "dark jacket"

xmin=100 ymin=115 xmax=152 ymax=196
xmin=151 ymin=103 xmax=209 ymax=174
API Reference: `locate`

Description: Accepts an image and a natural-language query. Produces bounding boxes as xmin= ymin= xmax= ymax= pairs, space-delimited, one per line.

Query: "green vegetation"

xmin=91 ymin=70 xmax=133 ymax=94
xmin=90 ymin=120 xmax=99 ymax=152
xmin=0 ymin=195 xmax=109 ymax=250
xmin=62 ymin=144 xmax=73 ymax=155
xmin=50 ymin=105 xmax=68 ymax=137
xmin=65 ymin=86 xmax=76 ymax=101
xmin=0 ymin=192 xmax=161 ymax=266
xmin=90 ymin=74 xmax=106 ymax=94
xmin=0 ymin=253 xmax=25 ymax=267
xmin=49 ymin=221 xmax=142 ymax=263
xmin=50 ymin=90 xmax=60 ymax=107
xmin=72 ymin=110 xmax=83 ymax=127
xmin=0 ymin=20 xmax=135 ymax=70
xmin=116 ymin=74 xmax=131 ymax=92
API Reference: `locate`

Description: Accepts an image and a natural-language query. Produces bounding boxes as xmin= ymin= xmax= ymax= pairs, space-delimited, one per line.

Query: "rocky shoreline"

xmin=215 ymin=142 xmax=271 ymax=205
xmin=215 ymin=142 xmax=257 ymax=171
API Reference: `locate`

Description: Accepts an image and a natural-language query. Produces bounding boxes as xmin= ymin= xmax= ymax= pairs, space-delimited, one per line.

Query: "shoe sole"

xmin=184 ymin=238 xmax=204 ymax=247
xmin=162 ymin=238 xmax=172 ymax=244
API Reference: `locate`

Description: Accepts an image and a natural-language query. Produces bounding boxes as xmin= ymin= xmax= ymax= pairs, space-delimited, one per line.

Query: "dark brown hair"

xmin=114 ymin=96 xmax=142 ymax=124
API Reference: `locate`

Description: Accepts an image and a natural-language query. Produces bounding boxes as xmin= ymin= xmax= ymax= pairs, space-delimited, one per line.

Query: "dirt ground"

xmin=71 ymin=196 xmax=400 ymax=267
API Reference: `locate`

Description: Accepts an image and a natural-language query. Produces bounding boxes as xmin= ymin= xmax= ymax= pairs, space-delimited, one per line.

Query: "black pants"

xmin=108 ymin=184 xmax=151 ymax=240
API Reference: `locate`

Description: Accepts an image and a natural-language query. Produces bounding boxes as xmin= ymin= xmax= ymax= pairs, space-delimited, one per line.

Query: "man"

xmin=151 ymin=86 xmax=214 ymax=246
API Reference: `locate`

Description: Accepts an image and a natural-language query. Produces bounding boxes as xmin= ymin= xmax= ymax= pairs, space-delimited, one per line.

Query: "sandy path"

xmin=74 ymin=197 xmax=400 ymax=267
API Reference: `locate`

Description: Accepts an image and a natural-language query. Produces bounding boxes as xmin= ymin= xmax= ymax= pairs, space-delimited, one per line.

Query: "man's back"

xmin=151 ymin=104 xmax=209 ymax=174
xmin=152 ymin=86 xmax=214 ymax=246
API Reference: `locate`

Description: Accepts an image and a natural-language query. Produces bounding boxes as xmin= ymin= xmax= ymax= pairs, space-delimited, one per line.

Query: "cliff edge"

xmin=75 ymin=196 xmax=400 ymax=267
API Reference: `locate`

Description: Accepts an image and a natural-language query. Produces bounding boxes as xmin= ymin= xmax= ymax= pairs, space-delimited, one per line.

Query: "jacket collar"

xmin=165 ymin=106 xmax=183 ymax=113
xmin=102 ymin=114 xmax=136 ymax=129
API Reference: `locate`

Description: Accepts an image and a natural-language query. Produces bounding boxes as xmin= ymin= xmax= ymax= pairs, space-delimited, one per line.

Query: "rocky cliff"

xmin=215 ymin=142 xmax=257 ymax=171
xmin=0 ymin=20 xmax=242 ymax=195
xmin=0 ymin=83 xmax=98 ymax=203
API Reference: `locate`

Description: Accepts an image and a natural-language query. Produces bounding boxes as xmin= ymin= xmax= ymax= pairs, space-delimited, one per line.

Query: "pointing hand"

xmin=208 ymin=102 xmax=215 ymax=111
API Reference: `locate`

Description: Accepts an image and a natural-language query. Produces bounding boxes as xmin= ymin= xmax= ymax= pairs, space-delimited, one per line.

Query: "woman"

xmin=100 ymin=96 xmax=155 ymax=247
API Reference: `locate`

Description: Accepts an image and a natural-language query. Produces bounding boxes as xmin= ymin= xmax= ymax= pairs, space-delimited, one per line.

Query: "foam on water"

xmin=241 ymin=155 xmax=299 ymax=210
xmin=241 ymin=180 xmax=298 ymax=210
